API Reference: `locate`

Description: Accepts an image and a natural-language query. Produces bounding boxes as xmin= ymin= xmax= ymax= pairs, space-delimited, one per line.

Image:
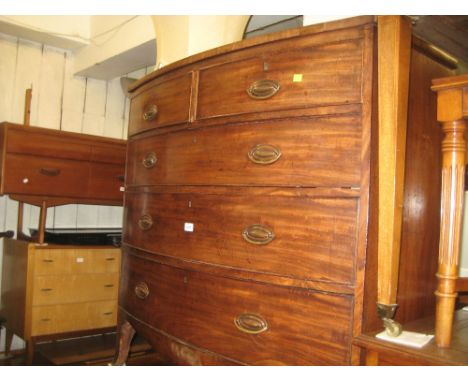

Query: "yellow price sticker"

xmin=293 ymin=73 xmax=303 ymax=82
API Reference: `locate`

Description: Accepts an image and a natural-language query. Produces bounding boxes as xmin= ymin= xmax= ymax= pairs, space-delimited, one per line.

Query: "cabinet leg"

xmin=25 ymin=339 xmax=34 ymax=365
xmin=4 ymin=328 xmax=14 ymax=357
xmin=112 ymin=320 xmax=136 ymax=366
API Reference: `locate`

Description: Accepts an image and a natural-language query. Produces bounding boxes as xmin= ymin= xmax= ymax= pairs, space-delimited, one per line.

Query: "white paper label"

xmin=184 ymin=222 xmax=194 ymax=232
xmin=76 ymin=257 xmax=84 ymax=263
xmin=120 ymin=186 xmax=125 ymax=192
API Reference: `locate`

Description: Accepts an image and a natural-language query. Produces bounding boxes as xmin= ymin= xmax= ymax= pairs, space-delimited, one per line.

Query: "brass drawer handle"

xmin=134 ymin=282 xmax=150 ymax=300
xmin=234 ymin=313 xmax=268 ymax=334
xmin=248 ymin=144 xmax=282 ymax=165
xmin=138 ymin=214 xmax=153 ymax=231
xmin=247 ymin=79 xmax=280 ymax=100
xmin=103 ymin=312 xmax=113 ymax=316
xmin=142 ymin=152 xmax=157 ymax=169
xmin=40 ymin=167 xmax=61 ymax=176
xmin=40 ymin=288 xmax=53 ymax=292
xmin=143 ymin=105 xmax=158 ymax=121
xmin=42 ymin=259 xmax=54 ymax=263
xmin=242 ymin=224 xmax=275 ymax=245
xmin=104 ymin=284 xmax=114 ymax=288
xmin=40 ymin=318 xmax=51 ymax=322
xmin=105 ymin=257 xmax=115 ymax=261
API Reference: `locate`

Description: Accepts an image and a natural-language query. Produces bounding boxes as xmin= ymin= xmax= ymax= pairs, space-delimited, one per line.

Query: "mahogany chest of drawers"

xmin=116 ymin=16 xmax=455 ymax=365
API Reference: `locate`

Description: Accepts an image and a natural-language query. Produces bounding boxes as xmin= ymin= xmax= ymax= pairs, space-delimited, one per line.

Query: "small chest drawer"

xmin=129 ymin=73 xmax=192 ymax=136
xmin=34 ymin=248 xmax=121 ymax=275
xmin=197 ymin=38 xmax=363 ymax=120
xmin=127 ymin=115 xmax=362 ymax=188
xmin=32 ymin=273 xmax=119 ymax=306
xmin=120 ymin=252 xmax=353 ymax=365
xmin=124 ymin=191 xmax=358 ymax=285
xmin=3 ymin=154 xmax=89 ymax=198
xmin=31 ymin=300 xmax=117 ymax=336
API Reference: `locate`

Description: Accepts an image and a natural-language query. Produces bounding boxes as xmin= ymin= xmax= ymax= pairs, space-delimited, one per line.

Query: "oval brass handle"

xmin=248 ymin=144 xmax=282 ymax=165
xmin=143 ymin=105 xmax=158 ymax=121
xmin=247 ymin=79 xmax=280 ymax=100
xmin=134 ymin=282 xmax=150 ymax=300
xmin=242 ymin=224 xmax=275 ymax=245
xmin=142 ymin=152 xmax=157 ymax=169
xmin=234 ymin=313 xmax=268 ymax=334
xmin=138 ymin=214 xmax=153 ymax=231
xmin=40 ymin=167 xmax=61 ymax=176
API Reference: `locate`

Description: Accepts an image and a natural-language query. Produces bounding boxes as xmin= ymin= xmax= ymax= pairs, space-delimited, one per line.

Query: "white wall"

xmin=0 ymin=31 xmax=153 ymax=353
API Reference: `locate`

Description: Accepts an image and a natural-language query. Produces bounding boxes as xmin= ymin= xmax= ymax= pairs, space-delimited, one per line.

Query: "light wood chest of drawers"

xmin=1 ymin=239 xmax=121 ymax=361
xmin=116 ymin=16 xmax=456 ymax=365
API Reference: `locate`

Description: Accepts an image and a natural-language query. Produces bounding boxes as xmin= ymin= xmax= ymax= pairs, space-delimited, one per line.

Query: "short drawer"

xmin=129 ymin=73 xmax=192 ymax=136
xmin=120 ymin=253 xmax=353 ymax=365
xmin=34 ymin=248 xmax=121 ymax=276
xmin=32 ymin=273 xmax=119 ymax=306
xmin=2 ymin=154 xmax=89 ymax=198
xmin=126 ymin=115 xmax=362 ymax=188
xmin=88 ymin=163 xmax=125 ymax=201
xmin=31 ymin=300 xmax=117 ymax=336
xmin=124 ymin=191 xmax=358 ymax=285
xmin=197 ymin=38 xmax=363 ymax=119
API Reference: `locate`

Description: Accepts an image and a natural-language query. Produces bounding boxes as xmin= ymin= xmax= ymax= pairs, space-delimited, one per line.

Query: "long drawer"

xmin=32 ymin=273 xmax=119 ymax=306
xmin=120 ymin=252 xmax=353 ymax=365
xmin=31 ymin=300 xmax=117 ymax=336
xmin=127 ymin=115 xmax=362 ymax=188
xmin=196 ymin=38 xmax=363 ymax=120
xmin=124 ymin=191 xmax=358 ymax=285
xmin=34 ymin=248 xmax=121 ymax=276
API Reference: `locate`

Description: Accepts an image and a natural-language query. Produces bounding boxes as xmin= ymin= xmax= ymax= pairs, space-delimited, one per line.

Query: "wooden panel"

xmin=124 ymin=190 xmax=358 ymax=285
xmin=120 ymin=252 xmax=353 ymax=365
xmin=32 ymin=273 xmax=119 ymax=305
xmin=90 ymin=144 xmax=126 ymax=165
xmin=31 ymin=300 xmax=117 ymax=336
xmin=127 ymin=115 xmax=362 ymax=188
xmin=34 ymin=247 xmax=121 ymax=276
xmin=2 ymin=154 xmax=89 ymax=198
xmin=129 ymin=73 xmax=192 ymax=136
xmin=88 ymin=163 xmax=124 ymax=201
xmin=197 ymin=38 xmax=363 ymax=119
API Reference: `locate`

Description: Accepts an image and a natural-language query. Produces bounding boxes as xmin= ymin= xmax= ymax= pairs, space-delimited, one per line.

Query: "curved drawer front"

xmin=127 ymin=115 xmax=362 ymax=188
xmin=31 ymin=300 xmax=117 ymax=336
xmin=120 ymin=252 xmax=353 ymax=365
xmin=32 ymin=273 xmax=119 ymax=306
xmin=129 ymin=73 xmax=192 ymax=136
xmin=124 ymin=191 xmax=357 ymax=284
xmin=197 ymin=38 xmax=363 ymax=119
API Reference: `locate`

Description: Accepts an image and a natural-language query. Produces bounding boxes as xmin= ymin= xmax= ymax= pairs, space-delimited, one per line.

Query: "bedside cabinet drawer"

xmin=126 ymin=115 xmax=362 ymax=188
xmin=34 ymin=248 xmax=121 ymax=276
xmin=120 ymin=253 xmax=353 ymax=365
xmin=2 ymin=154 xmax=89 ymax=198
xmin=124 ymin=191 xmax=358 ymax=285
xmin=129 ymin=73 xmax=192 ymax=136
xmin=31 ymin=300 xmax=117 ymax=336
xmin=197 ymin=38 xmax=363 ymax=120
xmin=32 ymin=273 xmax=119 ymax=305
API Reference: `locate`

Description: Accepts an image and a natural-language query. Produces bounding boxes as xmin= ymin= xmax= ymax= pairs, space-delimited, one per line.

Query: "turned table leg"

xmin=112 ymin=320 xmax=136 ymax=365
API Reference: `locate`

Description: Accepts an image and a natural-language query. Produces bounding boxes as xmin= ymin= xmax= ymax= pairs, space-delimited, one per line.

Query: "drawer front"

xmin=31 ymin=300 xmax=117 ymax=336
xmin=129 ymin=73 xmax=192 ymax=136
xmin=124 ymin=191 xmax=357 ymax=284
xmin=127 ymin=115 xmax=362 ymax=188
xmin=34 ymin=248 xmax=121 ymax=276
xmin=32 ymin=273 xmax=119 ymax=305
xmin=120 ymin=253 xmax=353 ymax=365
xmin=3 ymin=154 xmax=89 ymax=198
xmin=88 ymin=163 xmax=125 ymax=201
xmin=6 ymin=128 xmax=91 ymax=161
xmin=197 ymin=39 xmax=363 ymax=119
xmin=90 ymin=144 xmax=126 ymax=165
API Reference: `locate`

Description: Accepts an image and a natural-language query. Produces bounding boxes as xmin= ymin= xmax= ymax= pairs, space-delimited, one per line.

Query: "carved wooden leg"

xmin=4 ymin=328 xmax=14 ymax=357
xmin=435 ymin=119 xmax=466 ymax=347
xmin=112 ymin=320 xmax=136 ymax=365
